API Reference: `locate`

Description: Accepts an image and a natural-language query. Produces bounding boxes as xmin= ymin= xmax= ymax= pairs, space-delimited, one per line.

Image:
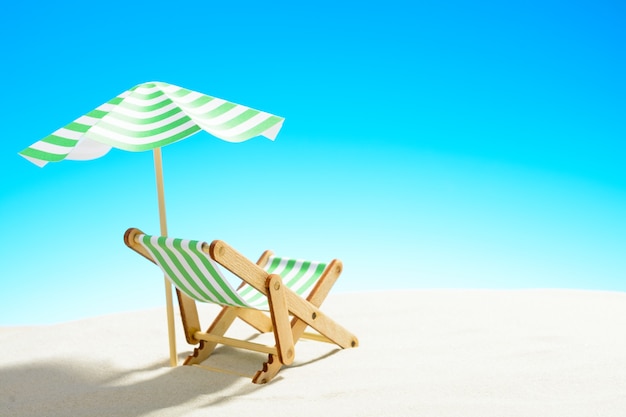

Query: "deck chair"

xmin=123 ymin=227 xmax=358 ymax=384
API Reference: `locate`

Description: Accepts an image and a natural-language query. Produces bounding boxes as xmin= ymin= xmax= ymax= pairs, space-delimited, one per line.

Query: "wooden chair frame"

xmin=124 ymin=228 xmax=358 ymax=384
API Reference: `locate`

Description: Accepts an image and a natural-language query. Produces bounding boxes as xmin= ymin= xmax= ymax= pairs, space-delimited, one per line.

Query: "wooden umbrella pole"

xmin=153 ymin=147 xmax=178 ymax=367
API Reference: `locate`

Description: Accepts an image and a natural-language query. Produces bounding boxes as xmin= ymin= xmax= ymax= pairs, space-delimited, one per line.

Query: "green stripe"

xmin=139 ymin=233 xmax=327 ymax=309
xmin=91 ymin=114 xmax=192 ymax=139
xmin=141 ymin=236 xmax=202 ymax=301
xmin=164 ymin=239 xmax=217 ymax=302
xmin=129 ymin=89 xmax=165 ymax=101
xmin=226 ymin=116 xmax=283 ymax=141
xmin=245 ymin=258 xmax=294 ymax=305
xmin=84 ymin=124 xmax=201 ymax=151
xmin=187 ymin=240 xmax=245 ymax=306
xmin=107 ymin=96 xmax=124 ymax=105
xmin=281 ymin=259 xmax=297 ymax=277
xmin=172 ymin=239 xmax=229 ymax=304
xmin=238 ymin=283 xmax=257 ymax=298
xmin=41 ymin=135 xmax=79 ymax=147
xmin=265 ymin=257 xmax=283 ymax=274
xmin=19 ymin=147 xmax=67 ymax=162
xmin=65 ymin=122 xmax=91 ymax=133
xmin=213 ymin=109 xmax=259 ymax=130
xmin=284 ymin=261 xmax=311 ymax=288
xmin=168 ymin=87 xmax=192 ymax=98
xmin=296 ymin=263 xmax=327 ymax=296
xmin=244 ymin=287 xmax=265 ymax=305
xmin=202 ymin=102 xmax=237 ymax=118
xmin=181 ymin=94 xmax=214 ymax=108
xmin=86 ymin=109 xmax=108 ymax=119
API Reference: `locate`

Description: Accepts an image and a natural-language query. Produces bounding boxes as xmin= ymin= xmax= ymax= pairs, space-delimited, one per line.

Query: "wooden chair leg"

xmin=184 ymin=251 xmax=274 ymax=365
xmin=252 ymin=319 xmax=307 ymax=384
xmin=252 ymin=260 xmax=357 ymax=384
xmin=266 ymin=274 xmax=295 ymax=365
xmin=183 ymin=306 xmax=239 ymax=365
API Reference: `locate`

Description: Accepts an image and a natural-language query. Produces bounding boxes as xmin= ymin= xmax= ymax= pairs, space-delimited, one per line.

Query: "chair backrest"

xmin=238 ymin=256 xmax=328 ymax=309
xmin=136 ymin=233 xmax=252 ymax=308
xmin=136 ymin=233 xmax=328 ymax=310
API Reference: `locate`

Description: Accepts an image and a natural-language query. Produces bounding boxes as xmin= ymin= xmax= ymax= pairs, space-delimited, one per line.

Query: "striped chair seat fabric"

xmin=137 ymin=234 xmax=327 ymax=310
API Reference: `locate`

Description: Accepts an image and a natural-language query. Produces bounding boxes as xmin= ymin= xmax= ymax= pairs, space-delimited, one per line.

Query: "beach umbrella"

xmin=19 ymin=81 xmax=284 ymax=366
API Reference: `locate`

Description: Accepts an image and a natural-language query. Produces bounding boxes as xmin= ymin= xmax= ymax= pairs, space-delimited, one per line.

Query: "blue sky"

xmin=1 ymin=1 xmax=624 ymax=324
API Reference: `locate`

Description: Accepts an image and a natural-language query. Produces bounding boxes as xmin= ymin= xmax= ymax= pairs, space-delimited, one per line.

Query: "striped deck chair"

xmin=124 ymin=227 xmax=358 ymax=384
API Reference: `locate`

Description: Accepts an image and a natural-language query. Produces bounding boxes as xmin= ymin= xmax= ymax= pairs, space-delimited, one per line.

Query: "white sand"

xmin=1 ymin=290 xmax=626 ymax=416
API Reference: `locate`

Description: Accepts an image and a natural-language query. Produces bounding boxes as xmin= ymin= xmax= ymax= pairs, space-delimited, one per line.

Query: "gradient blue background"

xmin=1 ymin=1 xmax=624 ymax=325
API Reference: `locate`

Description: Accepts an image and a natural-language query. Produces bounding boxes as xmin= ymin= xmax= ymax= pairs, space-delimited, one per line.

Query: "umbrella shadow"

xmin=0 ymin=355 xmax=252 ymax=417
xmin=0 ymin=340 xmax=341 ymax=417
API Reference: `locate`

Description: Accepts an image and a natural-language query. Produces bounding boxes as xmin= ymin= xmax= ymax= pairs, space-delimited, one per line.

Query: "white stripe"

xmin=265 ymin=257 xmax=323 ymax=296
xmin=160 ymin=85 xmax=261 ymax=122
xmin=181 ymin=241 xmax=246 ymax=306
xmin=170 ymin=240 xmax=219 ymax=303
xmin=177 ymin=97 xmax=228 ymax=115
xmin=102 ymin=109 xmax=188 ymax=132
xmin=268 ymin=258 xmax=289 ymax=277
xmin=243 ymin=256 xmax=322 ymax=309
xmin=240 ymin=289 xmax=268 ymax=309
xmin=124 ymin=93 xmax=171 ymax=107
xmin=52 ymin=127 xmax=84 ymax=140
xmin=107 ymin=101 xmax=179 ymax=120
xmin=263 ymin=121 xmax=283 ymax=140
xmin=202 ymin=113 xmax=276 ymax=140
xmin=287 ymin=263 xmax=320 ymax=295
xmin=133 ymin=84 xmax=162 ymax=95
xmin=165 ymin=90 xmax=204 ymax=105
xmin=97 ymin=102 xmax=117 ymax=112
xmin=151 ymin=238 xmax=249 ymax=307
xmin=86 ymin=119 xmax=198 ymax=146
xmin=20 ymin=154 xmax=48 ymax=167
xmin=247 ymin=298 xmax=269 ymax=309
xmin=28 ymin=140 xmax=75 ymax=155
xmin=65 ymin=138 xmax=111 ymax=161
xmin=159 ymin=83 xmax=184 ymax=94
xmin=188 ymin=105 xmax=250 ymax=127
xmin=147 ymin=237 xmax=207 ymax=301
xmin=279 ymin=259 xmax=307 ymax=283
xmin=239 ymin=258 xmax=279 ymax=305
xmin=74 ymin=115 xmax=103 ymax=126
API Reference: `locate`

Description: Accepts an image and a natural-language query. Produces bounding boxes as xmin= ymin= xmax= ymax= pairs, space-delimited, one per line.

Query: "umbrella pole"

xmin=153 ymin=147 xmax=178 ymax=367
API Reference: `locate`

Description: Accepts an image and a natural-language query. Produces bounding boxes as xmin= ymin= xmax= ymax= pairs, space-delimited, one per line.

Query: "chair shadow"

xmin=0 ymin=340 xmax=339 ymax=416
xmin=0 ymin=357 xmax=238 ymax=417
xmin=286 ymin=349 xmax=341 ymax=369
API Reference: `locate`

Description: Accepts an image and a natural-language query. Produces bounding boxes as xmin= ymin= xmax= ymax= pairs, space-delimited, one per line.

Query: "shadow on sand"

xmin=0 ymin=343 xmax=341 ymax=417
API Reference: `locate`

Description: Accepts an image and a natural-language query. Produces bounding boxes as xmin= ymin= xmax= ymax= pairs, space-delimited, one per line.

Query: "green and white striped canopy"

xmin=19 ymin=81 xmax=284 ymax=167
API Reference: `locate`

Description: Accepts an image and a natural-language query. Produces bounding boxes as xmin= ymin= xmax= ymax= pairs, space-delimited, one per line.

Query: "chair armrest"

xmin=208 ymin=240 xmax=270 ymax=296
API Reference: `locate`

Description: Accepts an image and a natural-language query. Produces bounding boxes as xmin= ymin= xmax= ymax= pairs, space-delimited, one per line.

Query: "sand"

xmin=2 ymin=289 xmax=626 ymax=416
